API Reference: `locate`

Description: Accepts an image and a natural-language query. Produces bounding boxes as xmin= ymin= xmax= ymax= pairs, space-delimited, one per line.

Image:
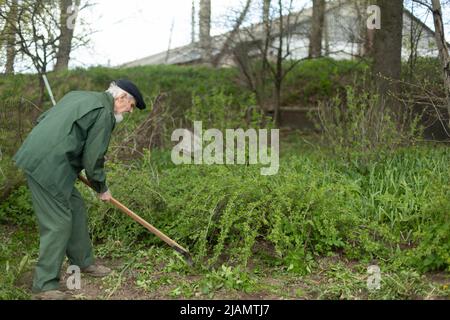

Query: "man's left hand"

xmin=98 ymin=190 xmax=112 ymax=202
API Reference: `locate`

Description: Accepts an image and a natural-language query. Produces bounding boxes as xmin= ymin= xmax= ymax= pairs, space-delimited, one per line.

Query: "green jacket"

xmin=13 ymin=91 xmax=116 ymax=202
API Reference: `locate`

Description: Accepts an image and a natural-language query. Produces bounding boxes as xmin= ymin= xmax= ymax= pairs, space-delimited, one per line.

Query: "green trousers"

xmin=26 ymin=174 xmax=94 ymax=293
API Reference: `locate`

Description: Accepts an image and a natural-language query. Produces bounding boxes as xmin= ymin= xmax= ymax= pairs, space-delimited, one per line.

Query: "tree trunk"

xmin=262 ymin=0 xmax=271 ymax=61
xmin=373 ymin=0 xmax=403 ymax=109
xmin=263 ymin=0 xmax=271 ymax=39
xmin=364 ymin=29 xmax=375 ymax=58
xmin=54 ymin=0 xmax=80 ymax=72
xmin=191 ymin=0 xmax=196 ymax=44
xmin=199 ymin=0 xmax=212 ymax=65
xmin=273 ymin=0 xmax=285 ymax=127
xmin=308 ymin=0 xmax=325 ymax=58
xmin=354 ymin=0 xmax=374 ymax=58
xmin=323 ymin=11 xmax=330 ymax=56
xmin=431 ymin=0 xmax=450 ymax=126
xmin=355 ymin=0 xmax=363 ymax=57
xmin=260 ymin=0 xmax=272 ymax=115
xmin=4 ymin=0 xmax=18 ymax=74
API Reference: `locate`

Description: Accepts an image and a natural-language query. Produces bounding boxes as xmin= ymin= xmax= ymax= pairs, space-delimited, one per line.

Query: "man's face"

xmin=114 ymin=93 xmax=136 ymax=115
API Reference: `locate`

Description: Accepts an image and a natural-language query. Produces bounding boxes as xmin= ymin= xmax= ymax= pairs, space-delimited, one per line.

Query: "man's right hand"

xmin=98 ymin=189 xmax=112 ymax=202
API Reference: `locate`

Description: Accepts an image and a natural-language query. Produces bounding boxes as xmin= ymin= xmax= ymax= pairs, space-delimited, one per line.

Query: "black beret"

xmin=115 ymin=79 xmax=146 ymax=110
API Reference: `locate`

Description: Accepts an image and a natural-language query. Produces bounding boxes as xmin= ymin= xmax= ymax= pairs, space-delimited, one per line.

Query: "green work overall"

xmin=13 ymin=91 xmax=116 ymax=293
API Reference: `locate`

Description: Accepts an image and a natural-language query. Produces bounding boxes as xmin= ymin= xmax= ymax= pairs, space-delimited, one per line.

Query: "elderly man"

xmin=13 ymin=79 xmax=146 ymax=300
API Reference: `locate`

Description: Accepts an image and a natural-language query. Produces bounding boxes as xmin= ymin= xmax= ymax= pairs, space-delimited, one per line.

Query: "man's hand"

xmin=98 ymin=189 xmax=112 ymax=202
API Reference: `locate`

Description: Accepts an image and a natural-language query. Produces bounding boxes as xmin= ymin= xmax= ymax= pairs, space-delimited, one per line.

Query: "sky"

xmin=72 ymin=0 xmax=308 ymax=68
xmin=70 ymin=0 xmax=447 ymax=69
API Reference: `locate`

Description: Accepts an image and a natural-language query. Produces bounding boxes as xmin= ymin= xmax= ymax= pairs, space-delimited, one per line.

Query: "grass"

xmin=0 ymin=224 xmax=37 ymax=300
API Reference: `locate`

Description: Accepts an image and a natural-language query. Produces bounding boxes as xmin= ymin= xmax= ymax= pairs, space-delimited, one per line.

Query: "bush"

xmin=283 ymin=58 xmax=368 ymax=106
xmin=79 ymin=144 xmax=450 ymax=274
xmin=0 ymin=185 xmax=35 ymax=226
xmin=0 ymin=153 xmax=27 ymax=209
xmin=314 ymin=85 xmax=423 ymax=164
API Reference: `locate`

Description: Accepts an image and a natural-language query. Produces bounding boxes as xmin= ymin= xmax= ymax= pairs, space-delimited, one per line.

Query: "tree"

xmin=232 ymin=0 xmax=304 ymax=126
xmin=1 ymin=1 xmax=55 ymax=75
xmin=0 ymin=0 xmax=90 ymax=75
xmin=191 ymin=0 xmax=196 ymax=44
xmin=408 ymin=0 xmax=450 ymax=126
xmin=261 ymin=0 xmax=271 ymax=99
xmin=353 ymin=0 xmax=374 ymax=58
xmin=405 ymin=0 xmax=426 ymax=80
xmin=4 ymin=0 xmax=18 ymax=74
xmin=373 ymin=0 xmax=404 ymax=107
xmin=212 ymin=0 xmax=252 ymax=67
xmin=0 ymin=0 xmax=62 ymax=105
xmin=263 ymin=0 xmax=271 ymax=53
xmin=430 ymin=0 xmax=450 ymax=125
xmin=1 ymin=0 xmax=18 ymax=74
xmin=308 ymin=0 xmax=325 ymax=58
xmin=54 ymin=0 xmax=81 ymax=72
xmin=199 ymin=0 xmax=212 ymax=65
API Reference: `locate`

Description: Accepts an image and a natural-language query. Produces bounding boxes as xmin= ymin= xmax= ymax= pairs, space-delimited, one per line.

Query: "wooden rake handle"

xmin=78 ymin=175 xmax=189 ymax=254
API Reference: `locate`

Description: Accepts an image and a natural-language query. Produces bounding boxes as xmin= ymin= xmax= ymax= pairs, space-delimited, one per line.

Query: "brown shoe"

xmin=32 ymin=290 xmax=70 ymax=300
xmin=81 ymin=264 xmax=112 ymax=278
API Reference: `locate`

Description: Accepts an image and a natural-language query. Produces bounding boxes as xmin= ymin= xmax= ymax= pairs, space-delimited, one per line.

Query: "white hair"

xmin=106 ymin=82 xmax=134 ymax=101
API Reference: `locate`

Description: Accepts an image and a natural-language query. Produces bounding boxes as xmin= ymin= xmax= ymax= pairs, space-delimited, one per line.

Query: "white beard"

xmin=114 ymin=113 xmax=124 ymax=123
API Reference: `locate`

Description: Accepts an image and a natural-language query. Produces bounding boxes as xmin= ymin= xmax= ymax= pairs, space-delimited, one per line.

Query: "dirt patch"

xmin=13 ymin=254 xmax=450 ymax=300
xmin=425 ymin=272 xmax=449 ymax=285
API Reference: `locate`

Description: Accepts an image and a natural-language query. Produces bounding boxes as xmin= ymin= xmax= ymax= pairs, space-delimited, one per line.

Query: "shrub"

xmin=314 ymin=85 xmax=423 ymax=164
xmin=78 ymin=144 xmax=450 ymax=274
